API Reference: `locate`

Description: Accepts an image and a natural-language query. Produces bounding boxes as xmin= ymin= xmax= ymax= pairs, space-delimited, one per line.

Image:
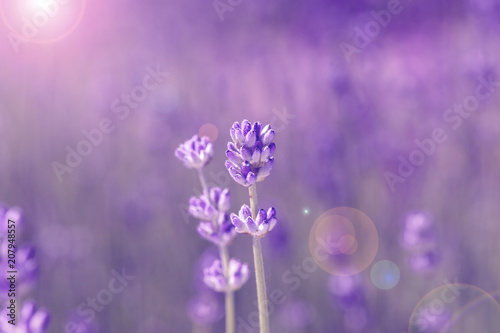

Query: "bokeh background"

xmin=1 ymin=0 xmax=500 ymax=332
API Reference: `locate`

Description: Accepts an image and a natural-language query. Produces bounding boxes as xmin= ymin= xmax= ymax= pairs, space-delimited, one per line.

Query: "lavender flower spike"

xmin=226 ymin=120 xmax=276 ymax=187
xmin=175 ymin=135 xmax=214 ymax=169
xmin=203 ymin=258 xmax=250 ymax=293
xmin=230 ymin=204 xmax=277 ymax=238
xmin=197 ymin=214 xmax=237 ymax=247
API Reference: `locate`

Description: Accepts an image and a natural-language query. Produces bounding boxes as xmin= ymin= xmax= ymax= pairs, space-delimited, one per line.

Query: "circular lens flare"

xmin=309 ymin=207 xmax=379 ymax=276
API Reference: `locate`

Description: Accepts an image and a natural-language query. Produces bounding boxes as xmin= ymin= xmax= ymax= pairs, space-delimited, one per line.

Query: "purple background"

xmin=1 ymin=0 xmax=500 ymax=331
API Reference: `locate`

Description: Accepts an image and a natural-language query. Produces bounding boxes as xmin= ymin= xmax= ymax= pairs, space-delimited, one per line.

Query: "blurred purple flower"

xmin=225 ymin=120 xmax=276 ymax=187
xmin=400 ymin=212 xmax=440 ymax=273
xmin=407 ymin=251 xmax=440 ymax=274
xmin=189 ymin=187 xmax=230 ymax=220
xmin=400 ymin=212 xmax=436 ymax=250
xmin=230 ymin=204 xmax=277 ymax=238
xmin=175 ymin=135 xmax=214 ymax=169
xmin=0 ymin=205 xmax=22 ymax=239
xmin=0 ymin=301 xmax=50 ymax=333
xmin=0 ymin=239 xmax=38 ymax=299
xmin=203 ymin=258 xmax=249 ymax=292
xmin=187 ymin=293 xmax=224 ymax=326
xmin=197 ymin=214 xmax=236 ymax=247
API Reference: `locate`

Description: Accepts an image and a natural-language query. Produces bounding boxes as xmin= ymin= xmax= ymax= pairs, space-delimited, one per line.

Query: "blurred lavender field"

xmin=1 ymin=0 xmax=500 ymax=332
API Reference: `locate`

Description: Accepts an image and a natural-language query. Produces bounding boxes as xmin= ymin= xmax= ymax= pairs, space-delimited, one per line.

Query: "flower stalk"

xmin=249 ymin=184 xmax=269 ymax=333
xmin=199 ymin=168 xmax=236 ymax=333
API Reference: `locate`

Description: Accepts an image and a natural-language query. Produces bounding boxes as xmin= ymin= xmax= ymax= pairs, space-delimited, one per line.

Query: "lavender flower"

xmin=175 ymin=135 xmax=214 ymax=169
xmin=187 ymin=293 xmax=224 ymax=326
xmin=400 ymin=212 xmax=439 ymax=273
xmin=189 ymin=187 xmax=230 ymax=220
xmin=230 ymin=204 xmax=277 ymax=238
xmin=400 ymin=212 xmax=436 ymax=250
xmin=225 ymin=120 xmax=276 ymax=187
xmin=0 ymin=301 xmax=50 ymax=333
xmin=197 ymin=214 xmax=237 ymax=247
xmin=203 ymin=258 xmax=249 ymax=292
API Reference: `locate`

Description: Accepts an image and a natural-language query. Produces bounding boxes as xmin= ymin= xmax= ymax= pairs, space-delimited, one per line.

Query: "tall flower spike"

xmin=197 ymin=214 xmax=237 ymax=247
xmin=230 ymin=204 xmax=277 ymax=238
xmin=175 ymin=135 xmax=214 ymax=169
xmin=226 ymin=120 xmax=276 ymax=187
xmin=203 ymin=258 xmax=249 ymax=293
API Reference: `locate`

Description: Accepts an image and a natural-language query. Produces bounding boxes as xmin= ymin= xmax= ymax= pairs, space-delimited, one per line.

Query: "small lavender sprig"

xmin=176 ymin=135 xmax=248 ymax=333
xmin=203 ymin=258 xmax=250 ymax=292
xmin=231 ymin=204 xmax=277 ymax=238
xmin=225 ymin=120 xmax=275 ymax=187
xmin=175 ymin=135 xmax=214 ymax=169
xmin=226 ymin=120 xmax=277 ymax=333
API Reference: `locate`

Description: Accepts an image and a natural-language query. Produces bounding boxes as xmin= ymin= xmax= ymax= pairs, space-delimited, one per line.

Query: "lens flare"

xmin=408 ymin=284 xmax=500 ymax=333
xmin=309 ymin=207 xmax=379 ymax=276
xmin=0 ymin=0 xmax=86 ymax=45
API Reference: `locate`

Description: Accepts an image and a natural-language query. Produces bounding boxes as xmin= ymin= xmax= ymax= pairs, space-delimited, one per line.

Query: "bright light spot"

xmin=370 ymin=260 xmax=400 ymax=290
xmin=303 ymin=208 xmax=310 ymax=215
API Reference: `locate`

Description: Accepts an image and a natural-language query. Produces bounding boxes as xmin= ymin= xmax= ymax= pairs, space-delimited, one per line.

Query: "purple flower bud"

xmin=217 ymin=188 xmax=231 ymax=212
xmin=257 ymin=158 xmax=274 ymax=182
xmin=197 ymin=215 xmax=236 ymax=247
xmin=241 ymin=120 xmax=252 ymax=135
xmin=244 ymin=130 xmax=256 ymax=147
xmin=175 ymin=135 xmax=214 ymax=169
xmin=240 ymin=146 xmax=253 ymax=161
xmin=251 ymin=148 xmax=261 ymax=164
xmin=226 ymin=150 xmax=243 ymax=166
xmin=261 ymin=129 xmax=275 ymax=146
xmin=188 ymin=196 xmax=217 ymax=221
xmin=240 ymin=161 xmax=251 ymax=177
xmin=253 ymin=121 xmax=262 ymax=138
xmin=230 ymin=204 xmax=277 ymax=238
xmin=203 ymin=258 xmax=249 ymax=292
xmin=225 ymin=120 xmax=276 ymax=187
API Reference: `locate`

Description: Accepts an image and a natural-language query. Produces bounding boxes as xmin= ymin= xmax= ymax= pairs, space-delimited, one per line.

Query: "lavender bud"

xmin=226 ymin=120 xmax=276 ymax=186
xmin=175 ymin=135 xmax=214 ymax=169
xmin=261 ymin=129 xmax=275 ymax=146
xmin=203 ymin=259 xmax=249 ymax=292
xmin=197 ymin=217 xmax=236 ymax=247
xmin=240 ymin=146 xmax=252 ymax=161
xmin=230 ymin=205 xmax=277 ymax=238
xmin=253 ymin=121 xmax=262 ymax=138
xmin=241 ymin=120 xmax=252 ymax=135
xmin=251 ymin=148 xmax=261 ymax=164
xmin=218 ymin=188 xmax=231 ymax=212
xmin=226 ymin=150 xmax=243 ymax=166
xmin=240 ymin=161 xmax=251 ymax=177
xmin=244 ymin=130 xmax=257 ymax=147
xmin=188 ymin=196 xmax=217 ymax=221
xmin=246 ymin=172 xmax=257 ymax=185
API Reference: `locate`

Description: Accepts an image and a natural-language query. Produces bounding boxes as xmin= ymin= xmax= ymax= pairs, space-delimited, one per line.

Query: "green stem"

xmin=249 ymin=184 xmax=269 ymax=333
